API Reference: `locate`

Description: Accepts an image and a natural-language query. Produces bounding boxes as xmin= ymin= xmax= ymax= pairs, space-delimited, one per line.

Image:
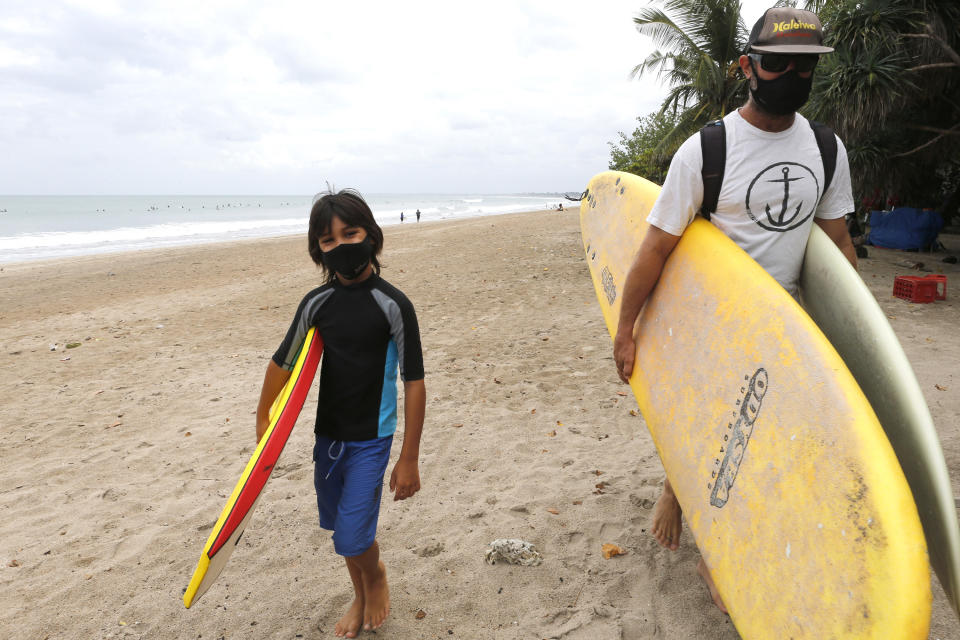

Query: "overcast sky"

xmin=0 ymin=0 xmax=774 ymax=195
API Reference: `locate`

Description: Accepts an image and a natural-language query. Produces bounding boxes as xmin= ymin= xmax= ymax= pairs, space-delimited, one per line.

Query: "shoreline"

xmin=0 ymin=201 xmax=575 ymax=267
xmin=0 ymin=207 xmax=563 ymax=273
xmin=1 ymin=207 xmax=958 ymax=639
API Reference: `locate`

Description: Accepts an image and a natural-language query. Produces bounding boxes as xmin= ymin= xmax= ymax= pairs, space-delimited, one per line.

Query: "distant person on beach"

xmin=558 ymin=203 xmax=563 ymax=211
xmin=416 ymin=209 xmax=421 ymax=222
xmin=400 ymin=211 xmax=405 ymax=223
xmin=256 ymin=189 xmax=425 ymax=637
xmin=613 ymin=6 xmax=856 ymax=613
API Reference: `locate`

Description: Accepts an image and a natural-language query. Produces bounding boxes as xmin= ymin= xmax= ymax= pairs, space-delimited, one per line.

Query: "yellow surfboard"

xmin=183 ymin=328 xmax=323 ymax=608
xmin=581 ymin=171 xmax=930 ymax=638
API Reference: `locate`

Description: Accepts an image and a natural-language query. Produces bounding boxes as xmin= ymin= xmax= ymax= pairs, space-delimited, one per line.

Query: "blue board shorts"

xmin=313 ymin=434 xmax=393 ymax=557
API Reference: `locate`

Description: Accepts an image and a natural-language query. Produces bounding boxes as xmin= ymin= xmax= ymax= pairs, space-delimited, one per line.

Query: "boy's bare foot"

xmin=362 ymin=561 xmax=390 ymax=631
xmin=651 ymin=481 xmax=682 ymax=550
xmin=334 ymin=597 xmax=364 ymax=638
xmin=697 ymin=557 xmax=728 ymax=614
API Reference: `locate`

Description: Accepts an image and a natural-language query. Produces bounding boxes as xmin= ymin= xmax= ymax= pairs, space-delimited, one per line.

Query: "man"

xmin=613 ymin=7 xmax=857 ymax=612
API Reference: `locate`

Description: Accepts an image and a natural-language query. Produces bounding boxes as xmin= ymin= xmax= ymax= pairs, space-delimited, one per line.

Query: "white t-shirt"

xmin=647 ymin=110 xmax=854 ymax=296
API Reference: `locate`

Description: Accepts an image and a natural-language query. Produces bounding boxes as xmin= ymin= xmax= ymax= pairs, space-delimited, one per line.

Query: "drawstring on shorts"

xmin=324 ymin=440 xmax=346 ymax=480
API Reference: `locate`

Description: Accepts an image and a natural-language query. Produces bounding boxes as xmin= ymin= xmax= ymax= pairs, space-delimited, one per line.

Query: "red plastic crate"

xmin=928 ymin=274 xmax=947 ymax=300
xmin=893 ymin=275 xmax=947 ymax=303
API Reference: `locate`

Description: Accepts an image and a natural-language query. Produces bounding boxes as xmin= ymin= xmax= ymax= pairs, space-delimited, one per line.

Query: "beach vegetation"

xmin=630 ymin=0 xmax=749 ymax=158
xmin=608 ymin=111 xmax=679 ymax=183
xmin=802 ymin=0 xmax=960 ymax=221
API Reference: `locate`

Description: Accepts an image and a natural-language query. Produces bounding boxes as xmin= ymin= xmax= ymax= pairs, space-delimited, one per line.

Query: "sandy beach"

xmin=1 ymin=208 xmax=958 ymax=639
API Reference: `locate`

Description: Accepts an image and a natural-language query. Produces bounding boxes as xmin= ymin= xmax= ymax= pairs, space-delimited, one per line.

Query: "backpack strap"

xmin=808 ymin=120 xmax=837 ymax=197
xmin=699 ymin=120 xmax=726 ymax=221
xmin=699 ymin=118 xmax=837 ymax=220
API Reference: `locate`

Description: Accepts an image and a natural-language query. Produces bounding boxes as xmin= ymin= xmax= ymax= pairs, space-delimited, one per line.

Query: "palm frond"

xmin=634 ymin=8 xmax=701 ymax=55
xmin=806 ymin=46 xmax=915 ymax=136
xmin=632 ymin=50 xmax=673 ymax=80
xmin=632 ymin=0 xmax=748 ymax=121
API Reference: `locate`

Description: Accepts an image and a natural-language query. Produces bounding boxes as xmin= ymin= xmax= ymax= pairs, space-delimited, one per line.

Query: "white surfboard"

xmin=800 ymin=224 xmax=960 ymax=618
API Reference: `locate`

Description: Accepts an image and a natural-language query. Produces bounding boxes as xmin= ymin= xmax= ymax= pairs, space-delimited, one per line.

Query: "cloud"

xmin=0 ymin=0 xmax=683 ymax=194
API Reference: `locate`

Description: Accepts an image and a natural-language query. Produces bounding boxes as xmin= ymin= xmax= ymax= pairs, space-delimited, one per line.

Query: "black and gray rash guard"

xmin=272 ymin=274 xmax=424 ymax=441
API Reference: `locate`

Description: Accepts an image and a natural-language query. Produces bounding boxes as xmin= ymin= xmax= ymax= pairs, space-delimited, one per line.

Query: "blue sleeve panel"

xmin=378 ymin=339 xmax=399 ymax=438
xmin=370 ymin=283 xmax=425 ymax=383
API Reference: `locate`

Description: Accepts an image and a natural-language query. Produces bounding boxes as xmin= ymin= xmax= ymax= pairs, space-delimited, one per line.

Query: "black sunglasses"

xmin=749 ymin=53 xmax=819 ymax=73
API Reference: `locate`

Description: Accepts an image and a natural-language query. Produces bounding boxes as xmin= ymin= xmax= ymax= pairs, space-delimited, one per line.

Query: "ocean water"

xmin=0 ymin=193 xmax=570 ymax=264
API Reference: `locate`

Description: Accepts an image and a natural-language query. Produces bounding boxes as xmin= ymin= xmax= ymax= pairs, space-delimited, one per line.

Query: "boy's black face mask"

xmin=323 ymin=237 xmax=372 ymax=280
xmin=749 ymin=61 xmax=814 ymax=116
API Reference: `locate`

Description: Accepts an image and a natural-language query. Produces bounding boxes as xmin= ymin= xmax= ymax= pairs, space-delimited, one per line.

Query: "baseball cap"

xmin=746 ymin=7 xmax=834 ymax=54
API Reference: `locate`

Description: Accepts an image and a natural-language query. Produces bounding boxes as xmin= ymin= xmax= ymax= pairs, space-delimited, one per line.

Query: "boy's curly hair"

xmin=307 ymin=188 xmax=384 ymax=283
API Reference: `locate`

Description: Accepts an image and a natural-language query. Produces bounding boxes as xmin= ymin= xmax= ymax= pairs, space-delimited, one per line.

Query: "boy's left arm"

xmin=814 ymin=216 xmax=858 ymax=271
xmin=390 ymin=378 xmax=426 ymax=501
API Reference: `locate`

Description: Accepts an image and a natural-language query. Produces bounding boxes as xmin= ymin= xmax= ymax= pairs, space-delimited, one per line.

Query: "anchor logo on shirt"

xmin=745 ymin=162 xmax=819 ymax=233
xmin=766 ymin=166 xmax=803 ymax=227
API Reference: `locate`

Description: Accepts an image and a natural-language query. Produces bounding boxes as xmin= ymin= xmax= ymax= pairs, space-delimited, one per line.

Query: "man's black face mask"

xmin=749 ymin=59 xmax=814 ymax=116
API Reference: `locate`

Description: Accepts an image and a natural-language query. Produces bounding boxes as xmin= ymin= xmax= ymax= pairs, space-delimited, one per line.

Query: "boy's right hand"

xmin=255 ymin=361 xmax=293 ymax=445
xmin=613 ymin=328 xmax=636 ymax=384
xmin=255 ymin=419 xmax=270 ymax=444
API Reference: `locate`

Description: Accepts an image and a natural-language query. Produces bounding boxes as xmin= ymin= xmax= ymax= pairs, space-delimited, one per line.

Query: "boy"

xmin=257 ymin=189 xmax=425 ymax=637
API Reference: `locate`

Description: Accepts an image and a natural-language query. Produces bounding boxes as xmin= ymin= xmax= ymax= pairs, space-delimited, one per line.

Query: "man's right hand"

xmin=610 ymin=225 xmax=682 ymax=386
xmin=613 ymin=328 xmax=636 ymax=384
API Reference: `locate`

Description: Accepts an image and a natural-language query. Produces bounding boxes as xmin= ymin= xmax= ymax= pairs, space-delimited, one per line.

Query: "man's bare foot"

xmin=362 ymin=561 xmax=390 ymax=631
xmin=334 ymin=597 xmax=364 ymax=638
xmin=697 ymin=557 xmax=728 ymax=614
xmin=651 ymin=479 xmax=682 ymax=550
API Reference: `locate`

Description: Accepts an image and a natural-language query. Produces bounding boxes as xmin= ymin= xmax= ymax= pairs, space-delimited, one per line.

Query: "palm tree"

xmin=632 ymin=0 xmax=750 ymax=157
xmin=804 ymin=0 xmax=960 ymax=217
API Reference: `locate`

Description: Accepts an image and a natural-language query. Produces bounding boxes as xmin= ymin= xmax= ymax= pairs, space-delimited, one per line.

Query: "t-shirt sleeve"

xmin=371 ymin=285 xmax=425 ymax=383
xmin=815 ymin=135 xmax=855 ymax=220
xmin=272 ymin=291 xmax=316 ymax=371
xmin=646 ymin=134 xmax=703 ymax=236
xmin=394 ymin=295 xmax=424 ymax=382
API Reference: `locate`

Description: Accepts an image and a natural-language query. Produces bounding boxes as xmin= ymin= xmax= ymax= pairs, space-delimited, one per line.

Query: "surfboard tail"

xmin=183 ymin=495 xmax=261 ymax=608
xmin=182 ymin=328 xmax=323 ymax=608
